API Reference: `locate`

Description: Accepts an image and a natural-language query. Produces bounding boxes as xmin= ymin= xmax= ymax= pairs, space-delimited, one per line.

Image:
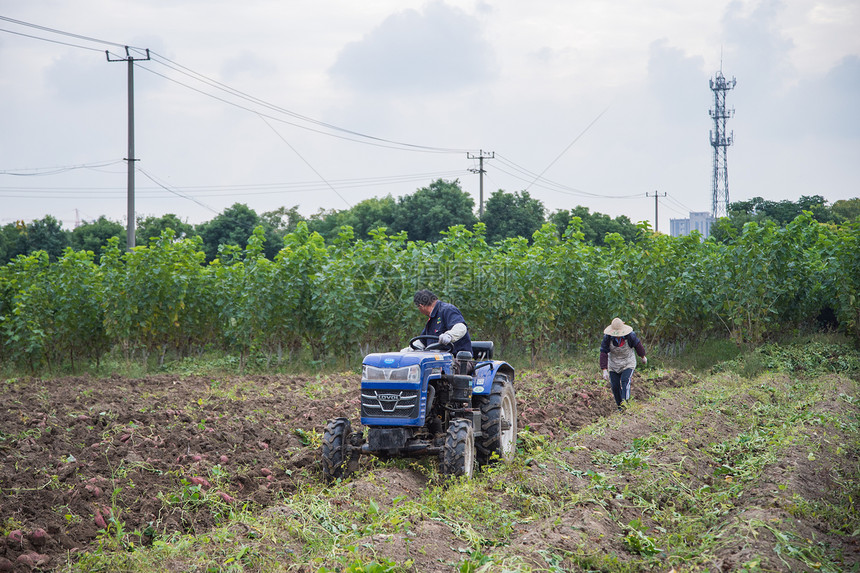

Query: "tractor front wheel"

xmin=440 ymin=419 xmax=475 ymax=478
xmin=321 ymin=417 xmax=353 ymax=482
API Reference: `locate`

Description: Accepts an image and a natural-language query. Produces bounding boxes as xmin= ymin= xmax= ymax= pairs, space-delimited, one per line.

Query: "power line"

xmin=143 ymin=51 xmax=472 ymax=155
xmin=134 ymin=63 xmax=476 ymax=155
xmin=662 ymin=204 xmax=691 ymax=217
xmin=494 ymin=155 xmax=640 ymax=199
xmin=0 ymin=15 xmax=131 ymax=48
xmin=258 ymin=114 xmax=351 ymax=208
xmin=134 ymin=64 xmax=462 ymax=154
xmin=137 ymin=168 xmax=218 ymax=214
xmin=524 ymin=106 xmax=610 ymax=192
xmin=0 ymin=26 xmax=105 ymax=52
xmin=0 ymin=170 xmax=470 ymax=196
xmin=664 ymin=194 xmax=698 ymax=214
xmin=0 ymin=159 xmax=125 ymax=176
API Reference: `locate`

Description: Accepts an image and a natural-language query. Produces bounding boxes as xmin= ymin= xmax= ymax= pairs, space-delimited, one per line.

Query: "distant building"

xmin=670 ymin=212 xmax=716 ymax=239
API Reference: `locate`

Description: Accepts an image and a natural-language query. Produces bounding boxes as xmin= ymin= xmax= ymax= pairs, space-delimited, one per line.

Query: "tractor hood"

xmin=362 ymin=351 xmax=452 ymax=383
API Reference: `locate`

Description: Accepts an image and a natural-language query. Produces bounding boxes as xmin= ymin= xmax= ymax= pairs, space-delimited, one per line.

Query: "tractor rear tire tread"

xmin=474 ymin=374 xmax=517 ymax=465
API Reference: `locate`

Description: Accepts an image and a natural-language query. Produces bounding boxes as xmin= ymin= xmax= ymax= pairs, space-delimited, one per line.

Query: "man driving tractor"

xmin=407 ymin=289 xmax=473 ymax=357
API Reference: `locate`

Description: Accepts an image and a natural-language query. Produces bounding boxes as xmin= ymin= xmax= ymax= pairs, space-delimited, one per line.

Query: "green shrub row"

xmin=0 ymin=214 xmax=857 ymax=371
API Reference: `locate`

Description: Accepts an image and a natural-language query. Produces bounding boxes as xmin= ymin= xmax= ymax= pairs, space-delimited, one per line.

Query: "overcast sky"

xmin=1 ymin=0 xmax=858 ymax=235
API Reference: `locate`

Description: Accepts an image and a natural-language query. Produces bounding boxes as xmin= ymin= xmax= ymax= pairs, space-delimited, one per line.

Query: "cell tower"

xmin=709 ymin=69 xmax=736 ymax=218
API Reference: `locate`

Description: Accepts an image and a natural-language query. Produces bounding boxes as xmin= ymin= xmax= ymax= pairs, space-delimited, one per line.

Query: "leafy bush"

xmin=712 ymin=341 xmax=860 ymax=377
xmin=1 ymin=214 xmax=858 ymax=372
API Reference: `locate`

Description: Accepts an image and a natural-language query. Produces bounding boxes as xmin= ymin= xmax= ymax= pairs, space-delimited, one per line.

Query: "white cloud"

xmin=647 ymin=39 xmax=708 ymax=124
xmin=329 ymin=1 xmax=497 ymax=94
xmin=221 ymin=51 xmax=278 ymax=81
xmin=46 ymin=52 xmax=122 ymax=104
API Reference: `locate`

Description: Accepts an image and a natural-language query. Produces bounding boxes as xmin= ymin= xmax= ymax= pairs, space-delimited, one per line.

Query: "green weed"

xmin=623 ymin=518 xmax=662 ymax=556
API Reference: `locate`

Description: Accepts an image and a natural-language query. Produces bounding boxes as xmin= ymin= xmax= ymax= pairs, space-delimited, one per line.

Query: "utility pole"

xmin=467 ymin=150 xmax=494 ymax=217
xmin=646 ymin=191 xmax=667 ymax=233
xmin=107 ymin=46 xmax=150 ymax=250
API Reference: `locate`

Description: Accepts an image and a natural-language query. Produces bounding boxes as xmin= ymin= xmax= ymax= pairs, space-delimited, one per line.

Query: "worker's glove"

xmin=602 ymin=369 xmax=610 ymax=381
xmin=642 ymin=356 xmax=648 ymax=365
xmin=438 ymin=333 xmax=453 ymax=346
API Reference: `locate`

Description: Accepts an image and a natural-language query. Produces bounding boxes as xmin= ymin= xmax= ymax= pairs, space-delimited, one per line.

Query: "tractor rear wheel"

xmin=475 ymin=373 xmax=517 ymax=465
xmin=321 ymin=417 xmax=352 ymax=482
xmin=440 ymin=419 xmax=475 ymax=478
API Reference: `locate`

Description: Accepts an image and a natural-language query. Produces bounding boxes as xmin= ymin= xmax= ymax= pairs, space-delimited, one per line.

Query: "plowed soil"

xmin=0 ymin=368 xmax=857 ymax=572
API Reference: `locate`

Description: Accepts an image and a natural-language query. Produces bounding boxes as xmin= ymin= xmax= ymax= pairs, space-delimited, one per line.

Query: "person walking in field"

xmin=599 ymin=318 xmax=647 ymax=412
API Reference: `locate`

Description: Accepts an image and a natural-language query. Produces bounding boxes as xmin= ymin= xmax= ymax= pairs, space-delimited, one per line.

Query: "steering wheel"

xmin=409 ymin=335 xmax=451 ymax=351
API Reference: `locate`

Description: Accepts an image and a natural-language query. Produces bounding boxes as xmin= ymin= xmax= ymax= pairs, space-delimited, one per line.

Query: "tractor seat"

xmin=471 ymin=341 xmax=494 ymax=360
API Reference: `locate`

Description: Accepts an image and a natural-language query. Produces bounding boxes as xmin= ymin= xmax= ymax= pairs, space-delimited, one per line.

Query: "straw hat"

xmin=604 ymin=317 xmax=633 ymax=336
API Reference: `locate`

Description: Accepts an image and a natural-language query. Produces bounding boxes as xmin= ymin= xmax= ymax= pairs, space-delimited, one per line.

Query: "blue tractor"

xmin=321 ymin=336 xmax=518 ymax=480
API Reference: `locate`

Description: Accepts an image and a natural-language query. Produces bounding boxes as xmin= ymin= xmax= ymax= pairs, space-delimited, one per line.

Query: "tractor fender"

xmin=471 ymin=360 xmax=515 ymax=396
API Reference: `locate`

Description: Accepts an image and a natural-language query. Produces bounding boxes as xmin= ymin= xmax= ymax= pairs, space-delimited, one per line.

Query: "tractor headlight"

xmin=362 ymin=364 xmax=420 ymax=382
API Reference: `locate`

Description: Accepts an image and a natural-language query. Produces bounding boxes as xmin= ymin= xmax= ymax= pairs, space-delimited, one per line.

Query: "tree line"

xmin=711 ymin=195 xmax=860 ymax=241
xmin=5 ymin=179 xmax=857 ymax=267
xmin=1 ymin=179 xmax=647 ymax=264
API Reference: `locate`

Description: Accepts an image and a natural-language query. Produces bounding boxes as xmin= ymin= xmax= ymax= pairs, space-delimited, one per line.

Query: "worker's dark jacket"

xmin=420 ymin=301 xmax=473 ymax=357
